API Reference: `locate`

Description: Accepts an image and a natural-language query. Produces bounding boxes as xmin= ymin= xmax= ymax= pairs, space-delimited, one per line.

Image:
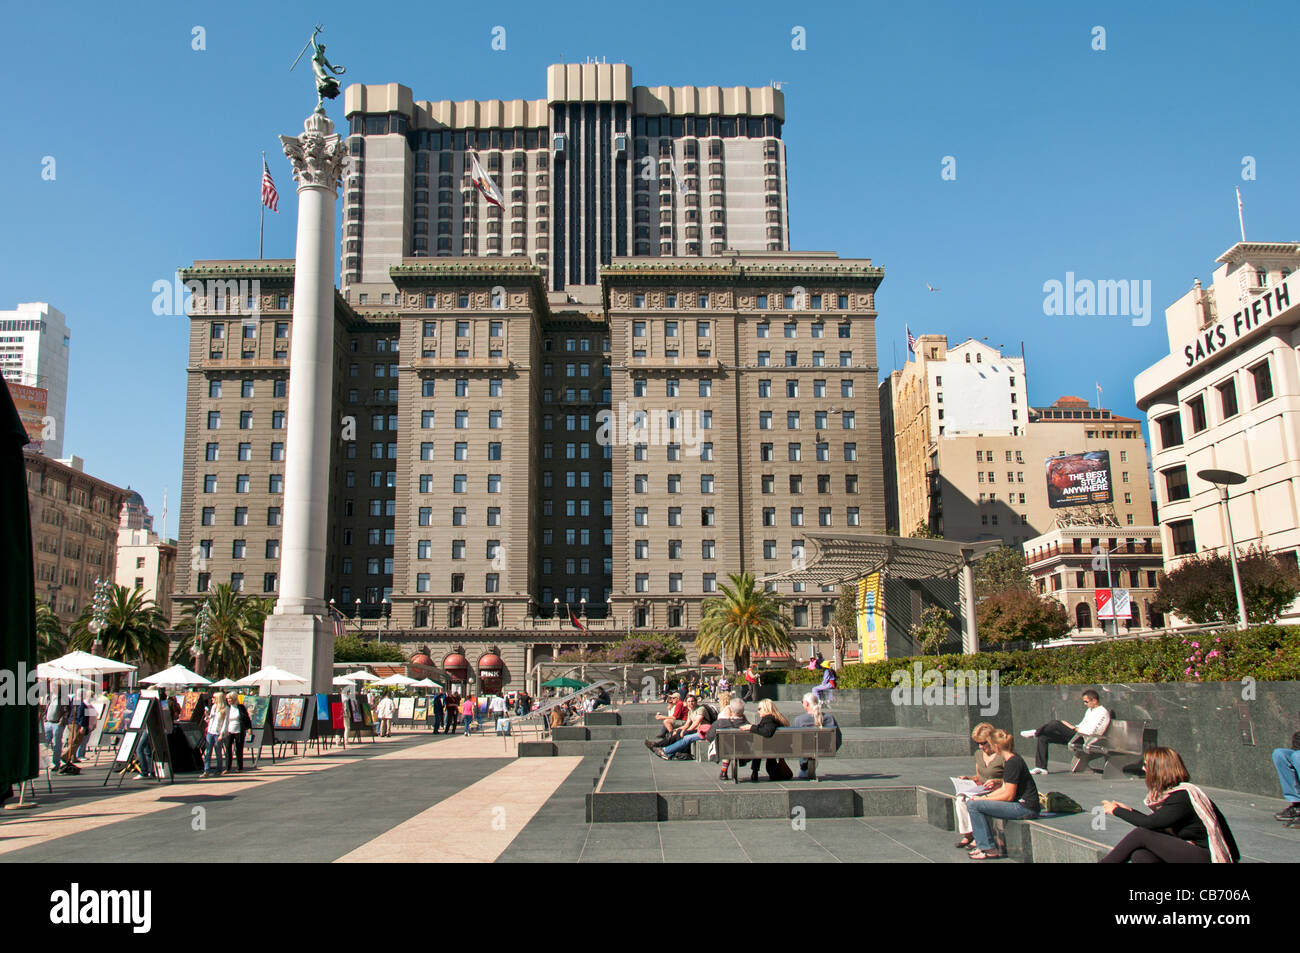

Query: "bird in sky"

xmin=926 ymin=282 xmax=941 ymax=292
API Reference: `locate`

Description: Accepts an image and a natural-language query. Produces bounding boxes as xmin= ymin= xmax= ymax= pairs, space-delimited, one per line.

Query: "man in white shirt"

xmin=1019 ymin=689 xmax=1110 ymax=775
xmin=489 ymin=694 xmax=507 ymax=724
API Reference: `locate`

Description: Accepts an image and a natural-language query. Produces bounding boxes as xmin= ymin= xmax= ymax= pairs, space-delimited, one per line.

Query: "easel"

xmin=103 ymin=698 xmax=173 ymax=788
xmin=5 ymin=728 xmax=53 ymax=811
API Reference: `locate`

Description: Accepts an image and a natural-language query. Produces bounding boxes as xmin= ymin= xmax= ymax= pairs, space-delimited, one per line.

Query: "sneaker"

xmin=1275 ymin=803 xmax=1300 ymax=821
xmin=650 ymin=747 xmax=668 ymax=760
xmin=643 ymin=739 xmax=655 ymax=750
xmin=1029 ymin=767 xmax=1048 ymax=775
xmin=1019 ymin=729 xmax=1036 ymax=739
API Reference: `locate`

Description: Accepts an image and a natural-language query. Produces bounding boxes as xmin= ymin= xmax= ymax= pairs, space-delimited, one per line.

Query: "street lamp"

xmin=192 ymin=602 xmax=210 ymax=678
xmin=579 ymin=597 xmax=586 ymax=618
xmin=381 ymin=597 xmax=391 ymax=642
xmin=553 ymin=597 xmax=560 ymax=620
xmin=1198 ymin=468 xmax=1250 ymax=630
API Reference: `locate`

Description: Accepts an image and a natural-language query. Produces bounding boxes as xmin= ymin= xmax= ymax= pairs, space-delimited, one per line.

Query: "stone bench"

xmin=715 ymin=728 xmax=840 ymax=782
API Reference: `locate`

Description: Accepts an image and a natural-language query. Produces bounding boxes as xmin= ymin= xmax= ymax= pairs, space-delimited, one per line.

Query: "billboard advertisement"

xmin=1045 ymin=450 xmax=1113 ymax=508
xmin=1095 ymin=587 xmax=1132 ymax=620
xmin=6 ymin=381 xmax=47 ymax=452
xmin=857 ymin=573 xmax=886 ymax=663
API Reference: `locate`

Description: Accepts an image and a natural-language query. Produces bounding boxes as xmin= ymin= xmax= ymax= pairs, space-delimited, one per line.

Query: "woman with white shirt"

xmin=221 ymin=692 xmax=243 ymax=773
xmin=202 ymin=694 xmax=229 ymax=778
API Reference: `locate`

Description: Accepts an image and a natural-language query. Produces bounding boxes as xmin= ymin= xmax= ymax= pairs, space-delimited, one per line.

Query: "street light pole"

xmin=1198 ymin=469 xmax=1250 ymax=630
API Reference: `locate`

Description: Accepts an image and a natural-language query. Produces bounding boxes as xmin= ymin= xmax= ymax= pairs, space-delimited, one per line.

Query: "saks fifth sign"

xmin=1184 ymin=277 xmax=1293 ymax=368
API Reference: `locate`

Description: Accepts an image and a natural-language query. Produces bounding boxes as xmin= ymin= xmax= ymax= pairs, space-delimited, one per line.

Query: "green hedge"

xmin=759 ymin=626 xmax=1300 ymax=687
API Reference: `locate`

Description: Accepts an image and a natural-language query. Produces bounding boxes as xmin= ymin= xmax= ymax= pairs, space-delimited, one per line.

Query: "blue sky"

xmin=3 ymin=0 xmax=1298 ymax=539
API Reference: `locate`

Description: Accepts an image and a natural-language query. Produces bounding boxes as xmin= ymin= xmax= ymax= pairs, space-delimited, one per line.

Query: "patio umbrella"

xmin=0 ymin=382 xmax=37 ymax=797
xmin=332 ymin=675 xmax=357 ymax=687
xmin=209 ymin=678 xmax=238 ymax=688
xmin=411 ymin=678 xmax=442 ymax=690
xmin=541 ymin=677 xmax=587 ymax=690
xmin=34 ymin=664 xmax=93 ymax=685
xmin=237 ymin=666 xmax=307 ymax=696
xmin=141 ymin=664 xmax=211 ymax=687
xmin=371 ymin=673 xmax=419 ymax=687
xmin=46 ymin=650 xmax=137 ymax=675
xmin=339 ymin=670 xmax=377 ymax=682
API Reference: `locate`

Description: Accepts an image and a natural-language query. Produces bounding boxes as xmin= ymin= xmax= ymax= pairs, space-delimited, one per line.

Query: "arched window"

xmin=1075 ymin=601 xmax=1093 ymax=630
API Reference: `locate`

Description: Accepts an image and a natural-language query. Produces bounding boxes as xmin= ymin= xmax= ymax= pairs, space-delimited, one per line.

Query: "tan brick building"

xmin=25 ymin=452 xmax=129 ymax=625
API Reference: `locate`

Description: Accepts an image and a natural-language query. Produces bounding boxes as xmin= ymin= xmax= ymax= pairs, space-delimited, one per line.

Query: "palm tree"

xmin=172 ymin=585 xmax=268 ymax=680
xmin=696 ymin=571 xmax=794 ymax=673
xmin=68 ymin=584 xmax=169 ymax=669
xmin=36 ymin=602 xmax=67 ymax=662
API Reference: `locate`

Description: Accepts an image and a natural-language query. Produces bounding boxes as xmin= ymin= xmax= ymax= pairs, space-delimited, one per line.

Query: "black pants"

xmin=1100 ymin=828 xmax=1212 ymax=863
xmin=1035 ymin=720 xmax=1078 ymax=769
xmin=433 ymin=708 xmax=443 ymax=731
xmin=221 ymin=733 xmax=243 ymax=772
xmin=445 ymin=712 xmax=458 ymax=733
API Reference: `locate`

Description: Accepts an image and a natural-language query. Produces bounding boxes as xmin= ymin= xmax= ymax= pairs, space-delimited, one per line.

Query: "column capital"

xmin=279 ymin=110 xmax=347 ymax=193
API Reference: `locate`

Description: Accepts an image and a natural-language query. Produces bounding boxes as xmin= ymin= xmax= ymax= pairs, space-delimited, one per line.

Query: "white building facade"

xmin=0 ymin=302 xmax=70 ymax=457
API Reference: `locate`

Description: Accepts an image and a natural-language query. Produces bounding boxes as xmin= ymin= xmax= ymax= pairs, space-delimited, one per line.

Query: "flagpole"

xmin=1237 ymin=187 xmax=1246 ymax=242
xmin=259 ymin=152 xmax=266 ymax=260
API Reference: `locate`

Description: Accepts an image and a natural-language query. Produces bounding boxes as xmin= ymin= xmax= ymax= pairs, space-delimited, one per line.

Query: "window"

xmin=842 ymin=412 xmax=855 ymax=429
xmin=1251 ymin=359 xmax=1274 ymax=402
xmin=1186 ymin=394 xmax=1207 ymax=434
xmin=207 ymin=411 xmax=220 ymax=430
xmin=1157 ymin=412 xmax=1184 ymax=450
xmin=844 ymin=443 xmax=857 ymax=461
xmin=787 ymin=411 xmax=800 ymax=430
xmin=1163 ymin=466 xmax=1189 ymax=502
xmin=1169 ymin=519 xmax=1196 ymax=556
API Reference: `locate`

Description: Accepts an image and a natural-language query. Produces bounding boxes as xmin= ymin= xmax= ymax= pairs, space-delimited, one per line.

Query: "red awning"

xmin=478 ymin=654 xmax=504 ymax=670
xmin=443 ymin=653 xmax=469 ymax=673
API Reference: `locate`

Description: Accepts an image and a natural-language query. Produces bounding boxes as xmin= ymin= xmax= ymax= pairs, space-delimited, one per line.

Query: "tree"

xmin=1153 ymin=545 xmax=1300 ymax=626
xmin=36 ymin=603 xmax=66 ymax=663
xmin=333 ymin=635 xmax=406 ymax=664
xmin=68 ymin=584 xmax=169 ymax=669
xmin=976 ymin=588 xmax=1070 ymax=645
xmin=910 ymin=605 xmax=954 ymax=654
xmin=172 ymin=584 xmax=270 ymax=679
xmin=974 ymin=547 xmax=1035 ymax=598
xmin=607 ymin=633 xmax=686 ymax=664
xmin=911 ymin=520 xmax=942 ymax=539
xmin=696 ymin=571 xmax=794 ymax=673
xmin=825 ymin=586 xmax=857 ymax=668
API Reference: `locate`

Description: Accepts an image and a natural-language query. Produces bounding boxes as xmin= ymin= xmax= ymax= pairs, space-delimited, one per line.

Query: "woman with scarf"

xmin=1100 ymin=746 xmax=1239 ymax=863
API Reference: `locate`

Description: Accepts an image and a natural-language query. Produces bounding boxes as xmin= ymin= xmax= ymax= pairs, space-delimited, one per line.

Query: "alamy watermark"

xmin=1042 ymin=272 xmax=1151 ymax=327
xmin=151 ymin=275 xmax=262 ymax=317
xmin=597 ymin=403 xmax=704 ymax=451
xmin=890 ymin=662 xmax=1001 ymax=716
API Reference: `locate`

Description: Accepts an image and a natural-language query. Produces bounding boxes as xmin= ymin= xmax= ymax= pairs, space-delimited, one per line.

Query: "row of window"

xmin=202 ymin=474 xmax=282 ymax=494
xmin=199 ymin=506 xmax=279 ymax=526
xmin=1157 ymin=357 xmax=1275 ymax=449
xmin=206 ymin=411 xmax=284 ymax=430
xmin=197 ymin=538 xmax=279 ymax=560
xmin=760 ymin=475 xmax=861 ymax=494
xmin=194 ymin=572 xmax=276 ymax=594
xmin=208 ymin=320 xmax=289 ymax=339
xmin=758 ymin=410 xmax=857 ymax=429
xmin=207 ymin=378 xmax=287 ymax=399
xmin=204 ymin=442 xmax=284 ymax=462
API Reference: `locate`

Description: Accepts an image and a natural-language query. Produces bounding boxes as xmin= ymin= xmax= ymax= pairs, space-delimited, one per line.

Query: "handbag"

xmin=1039 ymin=791 xmax=1084 ymax=814
xmin=770 ymin=758 xmax=795 ymax=782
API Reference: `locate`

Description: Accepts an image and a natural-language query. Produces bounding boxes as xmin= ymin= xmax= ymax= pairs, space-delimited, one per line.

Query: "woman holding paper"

xmin=953 ymin=723 xmax=1005 ymax=849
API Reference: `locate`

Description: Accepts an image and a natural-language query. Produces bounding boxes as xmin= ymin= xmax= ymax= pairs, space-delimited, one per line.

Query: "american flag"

xmin=261 ymin=159 xmax=279 ymax=213
xmin=906 ymin=325 xmax=917 ymax=353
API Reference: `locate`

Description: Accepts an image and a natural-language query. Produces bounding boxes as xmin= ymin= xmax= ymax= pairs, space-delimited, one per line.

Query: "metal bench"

xmin=1069 ymin=719 xmax=1156 ymax=778
xmin=715 ymin=728 xmax=839 ymax=782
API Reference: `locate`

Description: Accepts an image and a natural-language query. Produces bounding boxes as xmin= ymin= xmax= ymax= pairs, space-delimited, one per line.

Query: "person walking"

xmin=202 ymin=693 xmax=229 ymax=778
xmin=230 ymin=692 xmax=251 ymax=771
xmin=432 ymin=690 xmax=445 ymax=732
xmin=221 ymin=691 xmax=243 ymax=773
xmin=43 ymin=689 xmax=69 ymax=774
xmin=445 ymin=693 xmax=460 ymax=734
xmin=490 ymin=693 xmax=507 ymax=724
xmin=461 ymin=696 xmax=475 ymax=735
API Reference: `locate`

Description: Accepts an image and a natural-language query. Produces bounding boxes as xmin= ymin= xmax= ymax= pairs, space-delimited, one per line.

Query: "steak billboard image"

xmin=1045 ymin=450 xmax=1113 ymax=508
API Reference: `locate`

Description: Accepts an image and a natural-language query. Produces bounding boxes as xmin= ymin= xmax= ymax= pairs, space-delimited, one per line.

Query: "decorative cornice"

xmin=279 ymin=111 xmax=348 ymax=193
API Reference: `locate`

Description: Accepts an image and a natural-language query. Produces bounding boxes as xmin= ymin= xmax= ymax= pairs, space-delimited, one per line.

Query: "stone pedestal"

xmin=262 ymin=107 xmax=347 ymax=694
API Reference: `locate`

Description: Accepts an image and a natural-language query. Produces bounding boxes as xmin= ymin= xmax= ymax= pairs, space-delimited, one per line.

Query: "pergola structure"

xmin=762 ymin=533 xmax=1005 ymax=653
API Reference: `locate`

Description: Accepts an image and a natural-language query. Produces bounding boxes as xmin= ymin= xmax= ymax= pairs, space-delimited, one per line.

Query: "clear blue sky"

xmin=4 ymin=0 xmax=1298 ymax=539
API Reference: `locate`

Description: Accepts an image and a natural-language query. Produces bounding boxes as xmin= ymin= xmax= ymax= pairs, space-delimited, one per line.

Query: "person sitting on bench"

xmin=1271 ymin=731 xmax=1300 ymax=826
xmin=646 ymin=696 xmax=713 ymax=758
xmin=1100 ymin=746 xmax=1239 ymax=863
xmin=789 ymin=692 xmax=841 ymax=780
xmin=736 ymin=699 xmax=791 ymax=782
xmin=1019 ymin=689 xmax=1110 ymax=775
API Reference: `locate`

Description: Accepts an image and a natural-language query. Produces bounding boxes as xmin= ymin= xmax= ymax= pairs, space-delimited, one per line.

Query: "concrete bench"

xmin=1069 ymin=719 xmax=1156 ymax=778
xmin=715 ymin=728 xmax=839 ymax=782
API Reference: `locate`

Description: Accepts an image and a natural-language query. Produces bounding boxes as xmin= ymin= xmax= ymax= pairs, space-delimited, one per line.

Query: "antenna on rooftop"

xmin=771 ymin=80 xmax=789 ymax=90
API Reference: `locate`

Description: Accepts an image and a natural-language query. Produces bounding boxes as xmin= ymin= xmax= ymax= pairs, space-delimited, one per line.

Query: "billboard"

xmin=857 ymin=573 xmax=886 ymax=663
xmin=1095 ymin=588 xmax=1132 ymax=620
xmin=1045 ymin=450 xmax=1113 ymax=508
xmin=6 ymin=381 xmax=47 ymax=452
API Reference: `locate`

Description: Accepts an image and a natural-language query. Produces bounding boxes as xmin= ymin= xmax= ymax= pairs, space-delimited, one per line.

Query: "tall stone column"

xmin=260 ymin=108 xmax=347 ymax=694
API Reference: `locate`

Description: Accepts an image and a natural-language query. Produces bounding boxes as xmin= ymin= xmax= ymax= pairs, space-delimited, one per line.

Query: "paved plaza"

xmin=3 ymin=702 xmax=1296 ymax=863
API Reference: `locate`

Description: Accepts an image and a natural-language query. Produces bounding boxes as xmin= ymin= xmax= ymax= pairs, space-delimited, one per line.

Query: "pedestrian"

xmin=490 ymin=693 xmax=507 ymax=724
xmin=461 ymin=696 xmax=475 ymax=735
xmin=75 ymin=689 xmax=96 ymax=761
xmin=230 ymin=692 xmax=251 ymax=771
xmin=445 ymin=693 xmax=460 ymax=734
xmin=376 ymin=693 xmax=395 ymax=737
xmin=432 ymin=690 xmax=445 ymax=732
xmin=221 ymin=692 xmax=245 ymax=772
xmin=202 ymin=693 xmax=229 ymax=778
xmin=43 ymin=688 xmax=69 ymax=774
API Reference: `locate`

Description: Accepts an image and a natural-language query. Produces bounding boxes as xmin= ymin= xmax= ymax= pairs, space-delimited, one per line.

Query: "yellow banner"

xmin=856 ymin=573 xmax=886 ymax=663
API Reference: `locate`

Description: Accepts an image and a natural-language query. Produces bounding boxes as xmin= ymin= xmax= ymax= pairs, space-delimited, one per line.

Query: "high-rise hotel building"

xmin=173 ymin=64 xmax=883 ymax=682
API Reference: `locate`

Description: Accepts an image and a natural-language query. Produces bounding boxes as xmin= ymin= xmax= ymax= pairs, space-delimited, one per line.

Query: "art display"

xmin=413 ymin=697 xmax=427 ymax=722
xmin=115 ymin=730 xmax=139 ymax=763
xmin=397 ymin=697 xmax=415 ymax=720
xmin=360 ymin=697 xmax=374 ymax=726
xmin=330 ymin=701 xmax=344 ymax=730
xmin=245 ymin=695 xmax=270 ymax=728
xmin=274 ymin=697 xmax=306 ymax=731
xmin=128 ymin=698 xmax=150 ymax=731
xmin=179 ymin=692 xmax=201 ymax=721
xmin=122 ymin=693 xmax=141 ymax=726
xmin=348 ymin=697 xmax=363 ymax=724
xmin=315 ymin=694 xmax=330 ymax=723
xmin=103 ymin=693 xmax=129 ymax=734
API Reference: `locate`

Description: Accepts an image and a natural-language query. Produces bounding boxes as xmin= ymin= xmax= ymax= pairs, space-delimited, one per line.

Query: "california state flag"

xmin=469 ymin=152 xmax=504 ymax=208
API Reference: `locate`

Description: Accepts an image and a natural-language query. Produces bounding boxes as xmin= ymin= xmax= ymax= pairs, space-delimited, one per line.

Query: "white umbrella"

xmin=411 ymin=678 xmax=443 ymax=689
xmin=332 ymin=675 xmax=357 ymax=687
xmin=46 ymin=650 xmax=137 ymax=674
xmin=339 ymin=670 xmax=377 ymax=682
xmin=237 ymin=666 xmax=307 ymax=695
xmin=370 ymin=673 xmax=419 ymax=687
xmin=141 ymin=664 xmax=212 ymax=687
xmin=209 ymin=678 xmax=238 ymax=687
xmin=35 ymin=664 xmax=92 ymax=684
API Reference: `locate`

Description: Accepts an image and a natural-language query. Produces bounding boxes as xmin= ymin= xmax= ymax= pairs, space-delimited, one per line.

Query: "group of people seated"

xmin=644 ymin=691 xmax=841 ymax=782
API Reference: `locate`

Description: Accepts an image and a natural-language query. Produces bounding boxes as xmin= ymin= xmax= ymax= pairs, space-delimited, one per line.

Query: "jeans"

xmin=1273 ymin=748 xmax=1300 ymax=801
xmin=75 ymin=728 xmax=90 ymax=760
xmin=138 ymin=735 xmax=154 ymax=777
xmin=663 ymin=732 xmax=701 ymax=756
xmin=967 ymin=798 xmax=1038 ymax=851
xmin=433 ymin=708 xmax=443 ymax=731
xmin=204 ymin=732 xmax=223 ymax=773
xmin=45 ymin=722 xmax=65 ymax=771
xmin=463 ymin=716 xmax=472 ymax=735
